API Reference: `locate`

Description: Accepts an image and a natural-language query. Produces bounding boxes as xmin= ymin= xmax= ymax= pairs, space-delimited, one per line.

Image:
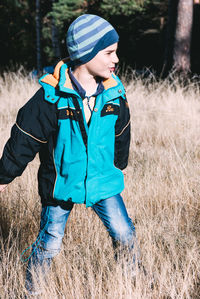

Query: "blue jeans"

xmin=25 ymin=194 xmax=139 ymax=294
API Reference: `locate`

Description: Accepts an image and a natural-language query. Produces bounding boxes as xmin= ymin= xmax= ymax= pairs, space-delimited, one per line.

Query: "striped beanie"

xmin=66 ymin=14 xmax=119 ymax=66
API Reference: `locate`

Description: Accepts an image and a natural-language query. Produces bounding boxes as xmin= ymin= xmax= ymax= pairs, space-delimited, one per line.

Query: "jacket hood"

xmin=39 ymin=58 xmax=125 ymax=103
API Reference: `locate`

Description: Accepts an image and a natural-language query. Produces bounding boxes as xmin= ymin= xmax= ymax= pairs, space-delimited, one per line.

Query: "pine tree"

xmin=173 ymin=0 xmax=193 ymax=74
xmin=51 ymin=0 xmax=61 ymax=61
xmin=36 ymin=0 xmax=42 ymax=75
xmin=162 ymin=0 xmax=193 ymax=77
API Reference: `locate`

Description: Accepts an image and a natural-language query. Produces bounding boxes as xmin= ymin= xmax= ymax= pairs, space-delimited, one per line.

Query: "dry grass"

xmin=0 ymin=69 xmax=199 ymax=299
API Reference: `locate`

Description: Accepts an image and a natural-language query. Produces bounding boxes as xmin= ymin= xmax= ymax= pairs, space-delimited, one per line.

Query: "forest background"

xmin=1 ymin=0 xmax=200 ymax=76
xmin=0 ymin=1 xmax=200 ymax=298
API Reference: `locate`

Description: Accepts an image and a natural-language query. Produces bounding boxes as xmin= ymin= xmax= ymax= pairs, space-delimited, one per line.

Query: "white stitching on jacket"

xmin=115 ymin=119 xmax=130 ymax=137
xmin=15 ymin=123 xmax=48 ymax=144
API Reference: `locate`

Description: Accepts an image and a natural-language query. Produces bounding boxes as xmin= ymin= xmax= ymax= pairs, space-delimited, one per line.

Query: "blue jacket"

xmin=0 ymin=60 xmax=131 ymax=207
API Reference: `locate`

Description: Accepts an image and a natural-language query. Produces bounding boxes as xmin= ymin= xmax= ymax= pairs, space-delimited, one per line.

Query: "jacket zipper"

xmin=72 ymin=97 xmax=89 ymax=204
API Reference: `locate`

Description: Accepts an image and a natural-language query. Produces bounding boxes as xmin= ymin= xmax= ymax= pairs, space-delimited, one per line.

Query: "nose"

xmin=113 ymin=52 xmax=119 ymax=64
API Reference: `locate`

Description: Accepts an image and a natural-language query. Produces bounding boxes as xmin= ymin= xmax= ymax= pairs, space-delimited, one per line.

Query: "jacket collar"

xmin=39 ymin=59 xmax=125 ymax=102
xmin=68 ymin=68 xmax=104 ymax=99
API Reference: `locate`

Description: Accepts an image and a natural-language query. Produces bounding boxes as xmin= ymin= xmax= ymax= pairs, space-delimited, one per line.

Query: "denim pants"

xmin=25 ymin=194 xmax=139 ymax=294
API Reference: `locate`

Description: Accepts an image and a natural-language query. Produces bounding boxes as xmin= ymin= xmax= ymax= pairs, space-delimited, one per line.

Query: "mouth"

xmin=109 ymin=67 xmax=115 ymax=73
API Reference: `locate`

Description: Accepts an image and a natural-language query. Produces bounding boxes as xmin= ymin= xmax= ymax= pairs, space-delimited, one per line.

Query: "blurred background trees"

xmin=173 ymin=0 xmax=193 ymax=74
xmin=162 ymin=0 xmax=194 ymax=78
xmin=0 ymin=0 xmax=199 ymax=77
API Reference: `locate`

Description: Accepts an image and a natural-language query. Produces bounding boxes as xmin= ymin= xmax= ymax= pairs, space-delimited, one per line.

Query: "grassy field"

xmin=0 ymin=69 xmax=199 ymax=298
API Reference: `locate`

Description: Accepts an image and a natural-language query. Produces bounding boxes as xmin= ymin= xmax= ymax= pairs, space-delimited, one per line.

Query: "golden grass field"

xmin=0 ymin=69 xmax=199 ymax=298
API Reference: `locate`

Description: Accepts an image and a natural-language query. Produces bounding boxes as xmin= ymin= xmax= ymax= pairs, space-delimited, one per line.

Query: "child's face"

xmin=85 ymin=43 xmax=119 ymax=79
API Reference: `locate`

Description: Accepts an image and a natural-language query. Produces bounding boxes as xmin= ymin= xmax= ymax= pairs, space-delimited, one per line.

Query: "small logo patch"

xmin=66 ymin=109 xmax=74 ymax=117
xmin=101 ymin=103 xmax=119 ymax=117
xmin=58 ymin=108 xmax=76 ymax=120
xmin=106 ymin=105 xmax=114 ymax=113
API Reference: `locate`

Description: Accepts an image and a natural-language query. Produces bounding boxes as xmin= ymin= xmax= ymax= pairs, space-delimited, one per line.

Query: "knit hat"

xmin=66 ymin=14 xmax=119 ymax=66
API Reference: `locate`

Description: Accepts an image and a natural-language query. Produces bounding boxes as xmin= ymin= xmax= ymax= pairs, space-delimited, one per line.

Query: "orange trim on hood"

xmin=53 ymin=60 xmax=65 ymax=81
xmin=41 ymin=58 xmax=118 ymax=91
xmin=40 ymin=74 xmax=58 ymax=88
xmin=103 ymin=75 xmax=118 ymax=90
xmin=40 ymin=58 xmax=73 ymax=89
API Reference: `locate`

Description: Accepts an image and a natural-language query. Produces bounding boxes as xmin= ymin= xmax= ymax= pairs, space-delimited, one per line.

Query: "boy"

xmin=0 ymin=14 xmax=138 ymax=294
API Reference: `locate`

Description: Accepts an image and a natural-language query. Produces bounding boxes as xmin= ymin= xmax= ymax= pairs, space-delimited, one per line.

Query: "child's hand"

xmin=122 ymin=169 xmax=128 ymax=176
xmin=0 ymin=184 xmax=7 ymax=192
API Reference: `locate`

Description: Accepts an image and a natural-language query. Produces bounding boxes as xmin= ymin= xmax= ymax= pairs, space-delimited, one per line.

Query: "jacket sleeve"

xmin=0 ymin=88 xmax=57 ymax=184
xmin=114 ymin=96 xmax=131 ymax=170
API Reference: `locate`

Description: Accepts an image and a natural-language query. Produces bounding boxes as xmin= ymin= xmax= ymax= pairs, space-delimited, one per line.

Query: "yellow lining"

xmin=53 ymin=60 xmax=65 ymax=80
xmin=103 ymin=76 xmax=118 ymax=90
xmin=41 ymin=58 xmax=118 ymax=91
xmin=40 ymin=74 xmax=58 ymax=88
xmin=15 ymin=123 xmax=48 ymax=144
xmin=40 ymin=58 xmax=68 ymax=88
xmin=115 ymin=119 xmax=130 ymax=137
xmin=40 ymin=60 xmax=74 ymax=90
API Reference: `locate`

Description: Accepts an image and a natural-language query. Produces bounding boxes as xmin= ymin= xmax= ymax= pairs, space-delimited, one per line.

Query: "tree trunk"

xmin=173 ymin=0 xmax=193 ymax=73
xmin=51 ymin=0 xmax=61 ymax=61
xmin=36 ymin=0 xmax=42 ymax=75
xmin=161 ymin=0 xmax=179 ymax=77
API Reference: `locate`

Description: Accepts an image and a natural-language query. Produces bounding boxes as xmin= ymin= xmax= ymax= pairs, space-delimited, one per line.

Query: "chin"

xmin=101 ymin=72 xmax=112 ymax=80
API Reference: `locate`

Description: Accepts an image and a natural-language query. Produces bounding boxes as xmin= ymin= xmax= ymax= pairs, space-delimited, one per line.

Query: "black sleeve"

xmin=0 ymin=88 xmax=57 ymax=184
xmin=114 ymin=96 xmax=131 ymax=170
